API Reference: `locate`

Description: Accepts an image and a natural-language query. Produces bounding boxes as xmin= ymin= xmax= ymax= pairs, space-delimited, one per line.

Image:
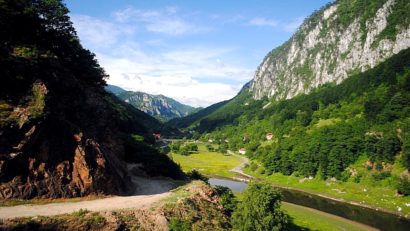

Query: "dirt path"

xmin=0 ymin=176 xmax=176 ymax=220
xmin=0 ymin=193 xmax=170 ymax=219
xmin=229 ymin=152 xmax=253 ymax=179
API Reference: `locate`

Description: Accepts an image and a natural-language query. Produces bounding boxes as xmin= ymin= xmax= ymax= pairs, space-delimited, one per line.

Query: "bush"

xmin=206 ymin=144 xmax=215 ymax=152
xmin=169 ymin=218 xmax=191 ymax=231
xmin=371 ymin=171 xmax=391 ymax=181
xmin=397 ymin=176 xmax=410 ymax=196
xmin=257 ymin=167 xmax=266 ymax=175
xmin=232 ymin=181 xmax=289 ymax=231
xmin=353 ymin=174 xmax=362 ymax=183
xmin=249 ymin=162 xmax=258 ymax=171
xmin=186 ymin=169 xmax=209 ymax=183
xmin=214 ymin=186 xmax=237 ymax=216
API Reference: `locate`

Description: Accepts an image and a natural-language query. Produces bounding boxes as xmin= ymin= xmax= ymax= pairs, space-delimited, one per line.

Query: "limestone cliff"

xmin=251 ymin=0 xmax=410 ymax=100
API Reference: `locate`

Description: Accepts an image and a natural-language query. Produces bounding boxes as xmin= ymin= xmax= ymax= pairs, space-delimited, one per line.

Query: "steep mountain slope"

xmin=0 ymin=0 xmax=183 ymax=199
xmin=105 ymin=84 xmax=126 ymax=95
xmin=251 ymin=0 xmax=410 ymax=100
xmin=106 ymin=85 xmax=199 ymax=122
xmin=166 ymin=100 xmax=230 ymax=130
xmin=171 ymin=0 xmax=410 ymax=134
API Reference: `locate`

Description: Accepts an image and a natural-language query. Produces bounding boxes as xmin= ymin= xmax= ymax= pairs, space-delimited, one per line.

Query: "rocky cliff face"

xmin=108 ymin=86 xmax=198 ymax=122
xmin=251 ymin=0 xmax=410 ymax=100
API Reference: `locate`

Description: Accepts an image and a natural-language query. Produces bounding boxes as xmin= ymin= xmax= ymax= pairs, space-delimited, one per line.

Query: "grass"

xmin=172 ymin=141 xmax=410 ymax=216
xmin=243 ymin=162 xmax=410 ymax=217
xmin=235 ymin=191 xmax=374 ymax=230
xmin=171 ymin=143 xmax=242 ymax=178
xmin=282 ymin=202 xmax=376 ymax=231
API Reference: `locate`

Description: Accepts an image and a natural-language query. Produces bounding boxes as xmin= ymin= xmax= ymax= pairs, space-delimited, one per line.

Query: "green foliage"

xmin=214 ymin=186 xmax=237 ymax=216
xmin=397 ymin=176 xmax=410 ymax=196
xmin=336 ymin=0 xmax=387 ymax=43
xmin=232 ymin=181 xmax=289 ymax=231
xmin=365 ymin=131 xmax=401 ymax=164
xmin=205 ymin=144 xmax=215 ymax=152
xmin=186 ymin=169 xmax=209 ymax=183
xmin=217 ymin=143 xmax=228 ymax=154
xmin=371 ymin=171 xmax=391 ymax=181
xmin=400 ymin=119 xmax=410 ymax=170
xmin=169 ymin=218 xmax=191 ymax=231
xmin=124 ymin=136 xmax=185 ymax=179
xmin=373 ymin=0 xmax=410 ymax=46
xmin=72 ymin=209 xmax=89 ymax=218
xmin=183 ymin=48 xmax=410 ymax=180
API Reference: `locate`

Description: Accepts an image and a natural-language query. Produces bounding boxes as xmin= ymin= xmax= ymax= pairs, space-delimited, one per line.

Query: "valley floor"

xmin=171 ymin=142 xmax=410 ymax=230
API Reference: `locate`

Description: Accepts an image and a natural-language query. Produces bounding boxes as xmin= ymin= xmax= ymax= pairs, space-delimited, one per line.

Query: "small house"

xmin=266 ymin=133 xmax=273 ymax=140
xmin=239 ymin=148 xmax=246 ymax=155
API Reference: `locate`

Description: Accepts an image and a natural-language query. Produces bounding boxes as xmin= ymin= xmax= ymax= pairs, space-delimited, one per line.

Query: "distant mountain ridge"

xmin=106 ymin=85 xmax=200 ymax=121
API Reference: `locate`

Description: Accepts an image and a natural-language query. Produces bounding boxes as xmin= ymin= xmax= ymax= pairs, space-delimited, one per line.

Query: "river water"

xmin=209 ymin=177 xmax=410 ymax=231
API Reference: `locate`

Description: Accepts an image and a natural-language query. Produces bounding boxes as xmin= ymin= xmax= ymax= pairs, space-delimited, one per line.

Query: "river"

xmin=209 ymin=177 xmax=410 ymax=231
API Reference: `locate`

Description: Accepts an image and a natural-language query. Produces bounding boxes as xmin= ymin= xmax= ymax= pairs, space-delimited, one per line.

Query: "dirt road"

xmin=0 ymin=193 xmax=170 ymax=219
xmin=0 ymin=175 xmax=176 ymax=219
xmin=229 ymin=152 xmax=253 ymax=179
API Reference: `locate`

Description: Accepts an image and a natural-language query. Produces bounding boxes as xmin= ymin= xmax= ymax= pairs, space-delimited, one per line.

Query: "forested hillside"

xmin=201 ymin=48 xmax=410 ymax=193
xmin=0 ymin=0 xmax=183 ymax=199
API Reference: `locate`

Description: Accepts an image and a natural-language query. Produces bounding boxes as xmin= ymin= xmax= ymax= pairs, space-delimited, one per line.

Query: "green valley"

xmin=2 ymin=0 xmax=410 ymax=230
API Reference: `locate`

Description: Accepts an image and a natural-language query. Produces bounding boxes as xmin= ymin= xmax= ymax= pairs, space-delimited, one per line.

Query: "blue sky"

xmin=66 ymin=0 xmax=331 ymax=107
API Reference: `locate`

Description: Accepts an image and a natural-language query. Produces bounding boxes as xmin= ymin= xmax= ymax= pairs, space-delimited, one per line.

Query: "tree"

xmin=232 ymin=182 xmax=288 ymax=231
xmin=218 ymin=143 xmax=228 ymax=154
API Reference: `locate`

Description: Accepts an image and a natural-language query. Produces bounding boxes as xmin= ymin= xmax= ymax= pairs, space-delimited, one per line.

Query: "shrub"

xmin=232 ymin=181 xmax=289 ymax=231
xmin=206 ymin=144 xmax=215 ymax=152
xmin=186 ymin=169 xmax=209 ymax=183
xmin=397 ymin=176 xmax=410 ymax=196
xmin=214 ymin=186 xmax=237 ymax=216
xmin=169 ymin=218 xmax=191 ymax=231
xmin=371 ymin=171 xmax=391 ymax=181
xmin=249 ymin=162 xmax=258 ymax=171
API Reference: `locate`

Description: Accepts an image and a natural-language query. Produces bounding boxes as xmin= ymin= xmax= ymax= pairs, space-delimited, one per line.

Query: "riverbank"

xmin=242 ymin=166 xmax=410 ymax=218
xmin=171 ymin=142 xmax=410 ymax=228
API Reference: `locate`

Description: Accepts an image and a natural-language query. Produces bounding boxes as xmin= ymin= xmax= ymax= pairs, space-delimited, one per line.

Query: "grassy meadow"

xmin=170 ymin=142 xmax=242 ymax=178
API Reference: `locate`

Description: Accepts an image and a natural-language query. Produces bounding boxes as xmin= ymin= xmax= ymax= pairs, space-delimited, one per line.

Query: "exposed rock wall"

xmin=251 ymin=0 xmax=410 ymax=100
xmin=0 ymin=81 xmax=130 ymax=199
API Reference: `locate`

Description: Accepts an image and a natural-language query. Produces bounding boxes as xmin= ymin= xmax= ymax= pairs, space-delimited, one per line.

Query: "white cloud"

xmin=95 ymin=44 xmax=253 ymax=107
xmin=70 ymin=14 xmax=134 ymax=48
xmin=247 ymin=16 xmax=306 ymax=33
xmin=113 ymin=7 xmax=207 ymax=36
xmin=107 ymin=73 xmax=239 ymax=107
xmin=248 ymin=17 xmax=279 ymax=27
xmin=70 ymin=9 xmax=253 ymax=107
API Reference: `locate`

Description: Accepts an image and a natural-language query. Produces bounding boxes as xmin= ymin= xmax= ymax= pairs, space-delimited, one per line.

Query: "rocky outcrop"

xmin=0 ymin=81 xmax=130 ymax=199
xmin=251 ymin=0 xmax=410 ymax=100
